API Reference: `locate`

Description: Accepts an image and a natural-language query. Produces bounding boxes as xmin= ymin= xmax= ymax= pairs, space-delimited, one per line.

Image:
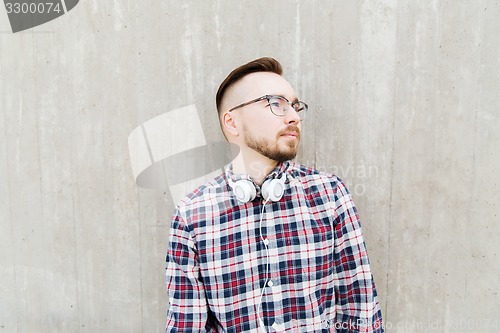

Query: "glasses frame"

xmin=228 ymin=94 xmax=308 ymax=118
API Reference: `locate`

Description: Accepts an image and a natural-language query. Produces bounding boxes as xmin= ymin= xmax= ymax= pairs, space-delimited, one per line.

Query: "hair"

xmin=216 ymin=57 xmax=283 ymax=114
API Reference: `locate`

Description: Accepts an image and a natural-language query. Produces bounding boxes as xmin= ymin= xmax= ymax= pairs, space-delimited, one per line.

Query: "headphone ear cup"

xmin=262 ymin=177 xmax=285 ymax=202
xmin=230 ymin=179 xmax=256 ymax=203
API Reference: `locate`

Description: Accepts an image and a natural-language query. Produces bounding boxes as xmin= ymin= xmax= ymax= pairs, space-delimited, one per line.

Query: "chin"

xmin=275 ymin=149 xmax=298 ymax=162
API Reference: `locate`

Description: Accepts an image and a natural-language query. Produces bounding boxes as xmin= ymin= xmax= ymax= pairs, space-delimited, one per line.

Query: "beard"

xmin=243 ymin=125 xmax=300 ymax=162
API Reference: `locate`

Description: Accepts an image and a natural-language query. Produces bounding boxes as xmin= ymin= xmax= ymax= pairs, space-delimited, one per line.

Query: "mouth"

xmin=278 ymin=126 xmax=301 ymax=140
xmin=280 ymin=131 xmax=300 ymax=140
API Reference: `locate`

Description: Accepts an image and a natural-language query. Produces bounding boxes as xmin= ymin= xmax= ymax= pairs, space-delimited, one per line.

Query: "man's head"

xmin=216 ymin=57 xmax=306 ymax=162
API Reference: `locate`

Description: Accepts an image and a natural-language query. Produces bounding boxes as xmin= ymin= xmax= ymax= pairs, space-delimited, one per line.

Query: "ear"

xmin=222 ymin=112 xmax=239 ymax=136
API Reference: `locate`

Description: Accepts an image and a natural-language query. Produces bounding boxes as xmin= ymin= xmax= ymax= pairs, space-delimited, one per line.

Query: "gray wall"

xmin=1 ymin=1 xmax=499 ymax=332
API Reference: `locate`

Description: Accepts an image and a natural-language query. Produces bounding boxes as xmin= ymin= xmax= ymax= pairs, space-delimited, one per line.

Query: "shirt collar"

xmin=224 ymin=160 xmax=291 ymax=186
xmin=266 ymin=160 xmax=290 ymax=181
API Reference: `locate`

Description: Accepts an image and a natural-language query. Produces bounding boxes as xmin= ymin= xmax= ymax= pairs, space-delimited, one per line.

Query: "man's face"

xmin=223 ymin=72 xmax=302 ymax=162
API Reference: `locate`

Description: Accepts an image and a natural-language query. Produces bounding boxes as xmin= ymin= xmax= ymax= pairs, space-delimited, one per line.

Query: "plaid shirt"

xmin=166 ymin=161 xmax=383 ymax=332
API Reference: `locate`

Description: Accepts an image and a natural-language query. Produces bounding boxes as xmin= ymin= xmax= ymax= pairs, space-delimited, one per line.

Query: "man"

xmin=166 ymin=57 xmax=383 ymax=332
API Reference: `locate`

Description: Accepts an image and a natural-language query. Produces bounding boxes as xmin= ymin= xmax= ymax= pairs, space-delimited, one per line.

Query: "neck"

xmin=231 ymin=148 xmax=279 ymax=186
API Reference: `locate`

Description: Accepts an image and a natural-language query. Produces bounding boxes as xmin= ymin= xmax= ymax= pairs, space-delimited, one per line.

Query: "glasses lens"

xmin=268 ymin=96 xmax=288 ymax=116
xmin=268 ymin=96 xmax=308 ymax=120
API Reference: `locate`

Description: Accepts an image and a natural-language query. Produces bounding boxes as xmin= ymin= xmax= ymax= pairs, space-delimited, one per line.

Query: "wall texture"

xmin=1 ymin=1 xmax=499 ymax=332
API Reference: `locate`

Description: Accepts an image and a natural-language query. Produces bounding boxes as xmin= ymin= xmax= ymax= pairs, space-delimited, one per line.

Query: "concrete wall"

xmin=1 ymin=1 xmax=498 ymax=332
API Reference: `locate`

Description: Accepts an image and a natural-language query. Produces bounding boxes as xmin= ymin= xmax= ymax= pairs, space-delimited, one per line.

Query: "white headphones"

xmin=228 ymin=173 xmax=286 ymax=204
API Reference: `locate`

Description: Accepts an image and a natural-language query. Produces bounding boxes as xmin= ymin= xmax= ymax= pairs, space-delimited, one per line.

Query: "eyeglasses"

xmin=228 ymin=95 xmax=308 ymax=120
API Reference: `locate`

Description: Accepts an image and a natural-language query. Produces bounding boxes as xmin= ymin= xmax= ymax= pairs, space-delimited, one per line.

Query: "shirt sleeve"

xmin=165 ymin=209 xmax=213 ymax=332
xmin=331 ymin=180 xmax=384 ymax=333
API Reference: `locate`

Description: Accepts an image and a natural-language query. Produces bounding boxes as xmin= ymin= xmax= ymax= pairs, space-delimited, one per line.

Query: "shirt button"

xmin=263 ymin=238 xmax=269 ymax=246
xmin=267 ymin=280 xmax=274 ymax=287
xmin=272 ymin=322 xmax=279 ymax=330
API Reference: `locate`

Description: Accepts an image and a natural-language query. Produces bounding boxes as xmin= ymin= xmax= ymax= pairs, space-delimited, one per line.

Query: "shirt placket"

xmin=260 ymin=202 xmax=286 ymax=332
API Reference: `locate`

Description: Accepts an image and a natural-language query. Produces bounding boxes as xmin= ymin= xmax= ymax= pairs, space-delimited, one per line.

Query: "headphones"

xmin=228 ymin=173 xmax=286 ymax=204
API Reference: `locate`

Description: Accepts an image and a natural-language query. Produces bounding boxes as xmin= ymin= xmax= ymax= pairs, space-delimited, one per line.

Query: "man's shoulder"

xmin=288 ymin=162 xmax=353 ymax=208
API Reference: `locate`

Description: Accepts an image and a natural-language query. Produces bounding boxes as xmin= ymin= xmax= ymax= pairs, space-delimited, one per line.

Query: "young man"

xmin=166 ymin=57 xmax=384 ymax=332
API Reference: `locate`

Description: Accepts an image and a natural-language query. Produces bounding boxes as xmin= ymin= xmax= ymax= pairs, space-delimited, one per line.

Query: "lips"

xmin=279 ymin=126 xmax=301 ymax=140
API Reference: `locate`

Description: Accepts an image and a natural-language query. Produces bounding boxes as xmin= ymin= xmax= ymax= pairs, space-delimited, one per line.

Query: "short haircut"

xmin=216 ymin=57 xmax=283 ymax=114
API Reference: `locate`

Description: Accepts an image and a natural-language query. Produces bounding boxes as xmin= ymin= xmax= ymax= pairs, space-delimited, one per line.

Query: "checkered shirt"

xmin=166 ymin=161 xmax=383 ymax=332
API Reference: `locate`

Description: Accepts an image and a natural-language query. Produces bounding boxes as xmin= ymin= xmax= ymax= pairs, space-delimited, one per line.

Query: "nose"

xmin=284 ymin=105 xmax=301 ymax=124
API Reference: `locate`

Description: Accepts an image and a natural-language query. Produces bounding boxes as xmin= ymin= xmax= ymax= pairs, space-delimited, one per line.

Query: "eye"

xmin=268 ymin=97 xmax=284 ymax=108
xmin=293 ymin=103 xmax=304 ymax=112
